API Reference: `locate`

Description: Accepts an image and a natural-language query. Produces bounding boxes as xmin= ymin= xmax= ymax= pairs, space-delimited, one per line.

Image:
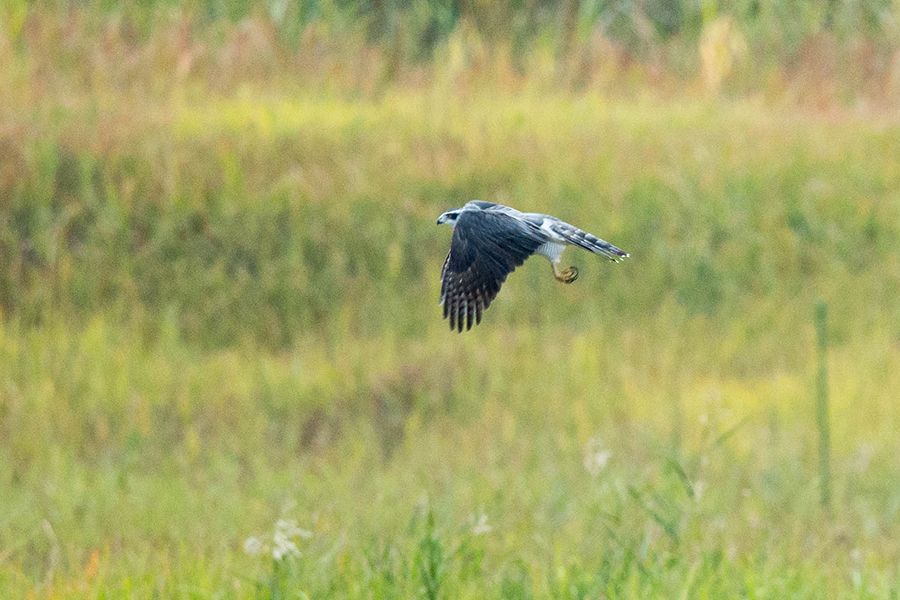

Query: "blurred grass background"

xmin=1 ymin=1 xmax=899 ymax=597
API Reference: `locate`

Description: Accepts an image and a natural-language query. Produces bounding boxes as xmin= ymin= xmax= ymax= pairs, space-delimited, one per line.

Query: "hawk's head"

xmin=436 ymin=210 xmax=461 ymax=226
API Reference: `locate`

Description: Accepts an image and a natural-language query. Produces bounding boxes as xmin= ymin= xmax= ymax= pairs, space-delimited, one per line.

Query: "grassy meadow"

xmin=2 ymin=3 xmax=900 ymax=598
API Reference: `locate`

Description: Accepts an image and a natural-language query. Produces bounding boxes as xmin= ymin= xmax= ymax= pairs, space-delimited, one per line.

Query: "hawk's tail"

xmin=553 ymin=222 xmax=630 ymax=262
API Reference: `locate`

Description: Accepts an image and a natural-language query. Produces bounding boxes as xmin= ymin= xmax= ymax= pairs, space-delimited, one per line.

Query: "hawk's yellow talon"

xmin=553 ymin=265 xmax=578 ymax=284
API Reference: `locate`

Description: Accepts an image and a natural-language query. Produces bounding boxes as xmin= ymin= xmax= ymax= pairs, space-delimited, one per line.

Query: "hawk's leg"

xmin=552 ymin=263 xmax=578 ymax=284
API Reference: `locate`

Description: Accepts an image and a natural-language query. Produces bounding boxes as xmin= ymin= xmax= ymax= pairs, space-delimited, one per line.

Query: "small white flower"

xmin=275 ymin=519 xmax=312 ymax=540
xmin=245 ymin=518 xmax=312 ymax=562
xmin=583 ymin=436 xmax=612 ymax=476
xmin=472 ymin=513 xmax=492 ymax=536
xmin=272 ymin=531 xmax=301 ymax=561
xmin=243 ymin=536 xmax=265 ymax=556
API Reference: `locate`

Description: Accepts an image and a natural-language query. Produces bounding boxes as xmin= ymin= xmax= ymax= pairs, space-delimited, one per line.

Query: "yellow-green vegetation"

xmin=2 ymin=4 xmax=900 ymax=599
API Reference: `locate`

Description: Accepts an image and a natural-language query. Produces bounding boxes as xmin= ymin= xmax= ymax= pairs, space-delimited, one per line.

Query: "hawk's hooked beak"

xmin=436 ymin=214 xmax=446 ymax=225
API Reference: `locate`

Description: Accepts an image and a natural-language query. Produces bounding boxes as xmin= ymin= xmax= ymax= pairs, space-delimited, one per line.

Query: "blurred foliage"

xmin=1 ymin=92 xmax=898 ymax=350
xmin=23 ymin=0 xmax=898 ymax=50
xmin=3 ymin=0 xmax=900 ymax=98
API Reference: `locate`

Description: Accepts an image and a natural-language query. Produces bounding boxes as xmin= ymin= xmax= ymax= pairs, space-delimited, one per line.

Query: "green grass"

xmin=2 ymin=8 xmax=900 ymax=598
xmin=2 ymin=315 xmax=899 ymax=597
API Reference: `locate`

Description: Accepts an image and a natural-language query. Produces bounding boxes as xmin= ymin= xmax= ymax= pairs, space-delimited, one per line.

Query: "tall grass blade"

xmin=815 ymin=300 xmax=832 ymax=508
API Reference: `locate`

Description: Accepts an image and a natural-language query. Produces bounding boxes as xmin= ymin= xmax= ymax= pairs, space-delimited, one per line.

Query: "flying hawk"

xmin=436 ymin=201 xmax=629 ymax=331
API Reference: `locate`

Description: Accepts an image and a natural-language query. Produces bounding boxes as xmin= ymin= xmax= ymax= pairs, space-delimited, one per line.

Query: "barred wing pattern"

xmin=440 ymin=210 xmax=543 ymax=332
xmin=546 ymin=220 xmax=629 ymax=262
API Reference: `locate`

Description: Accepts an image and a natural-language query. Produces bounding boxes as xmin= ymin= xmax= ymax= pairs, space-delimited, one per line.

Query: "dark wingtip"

xmin=445 ymin=306 xmax=479 ymax=332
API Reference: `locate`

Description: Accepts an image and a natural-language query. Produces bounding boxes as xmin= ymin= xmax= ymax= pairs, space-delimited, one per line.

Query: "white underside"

xmin=536 ymin=241 xmax=566 ymax=264
xmin=533 ymin=217 xmax=568 ymax=265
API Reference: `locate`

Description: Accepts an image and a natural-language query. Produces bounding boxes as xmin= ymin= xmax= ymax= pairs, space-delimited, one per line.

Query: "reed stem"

xmin=814 ymin=301 xmax=831 ymax=508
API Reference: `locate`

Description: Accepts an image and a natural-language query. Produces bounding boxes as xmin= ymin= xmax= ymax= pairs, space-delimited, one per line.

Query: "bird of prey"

xmin=436 ymin=200 xmax=629 ymax=331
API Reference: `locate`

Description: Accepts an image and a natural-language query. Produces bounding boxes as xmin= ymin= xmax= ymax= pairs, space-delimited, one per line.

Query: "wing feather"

xmin=439 ymin=210 xmax=543 ymax=331
xmin=548 ymin=220 xmax=629 ymax=262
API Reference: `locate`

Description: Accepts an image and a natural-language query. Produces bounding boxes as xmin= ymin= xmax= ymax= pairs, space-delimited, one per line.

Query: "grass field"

xmin=2 ymin=5 xmax=900 ymax=599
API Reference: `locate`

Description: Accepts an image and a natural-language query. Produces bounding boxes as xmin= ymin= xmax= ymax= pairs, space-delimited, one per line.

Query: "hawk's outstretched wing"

xmin=440 ymin=210 xmax=543 ymax=331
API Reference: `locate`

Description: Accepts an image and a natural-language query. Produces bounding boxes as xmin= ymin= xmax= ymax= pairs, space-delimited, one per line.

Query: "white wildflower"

xmin=472 ymin=513 xmax=492 ymax=536
xmin=275 ymin=519 xmax=312 ymax=540
xmin=243 ymin=536 xmax=264 ymax=556
xmin=245 ymin=518 xmax=312 ymax=562
xmin=272 ymin=532 xmax=301 ymax=561
xmin=583 ymin=436 xmax=612 ymax=476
